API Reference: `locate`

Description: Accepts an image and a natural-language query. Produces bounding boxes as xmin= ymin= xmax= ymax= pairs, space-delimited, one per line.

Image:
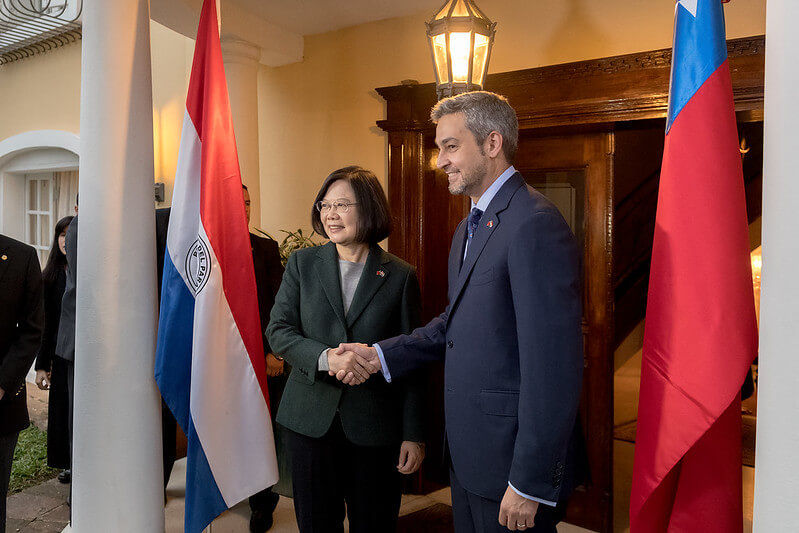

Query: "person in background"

xmin=34 ymin=216 xmax=75 ymax=483
xmin=55 ymin=197 xmax=77 ymax=474
xmin=242 ymin=184 xmax=286 ymax=533
xmin=266 ymin=166 xmax=425 ymax=533
xmin=154 ymin=206 xmax=178 ymax=497
xmin=0 ymin=233 xmax=44 ymax=533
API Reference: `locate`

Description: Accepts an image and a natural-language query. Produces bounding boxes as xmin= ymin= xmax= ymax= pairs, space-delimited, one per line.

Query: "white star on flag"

xmin=677 ymin=0 xmax=698 ymax=17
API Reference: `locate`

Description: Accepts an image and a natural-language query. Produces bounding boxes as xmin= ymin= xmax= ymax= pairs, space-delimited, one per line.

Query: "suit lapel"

xmin=314 ymin=242 xmax=347 ymax=330
xmin=448 ymin=220 xmax=467 ymax=298
xmin=345 ymin=246 xmax=389 ymax=328
xmin=449 ymin=173 xmax=526 ymax=310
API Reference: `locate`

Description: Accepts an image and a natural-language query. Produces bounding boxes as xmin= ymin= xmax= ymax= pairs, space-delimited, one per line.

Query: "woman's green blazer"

xmin=266 ymin=242 xmax=424 ymax=447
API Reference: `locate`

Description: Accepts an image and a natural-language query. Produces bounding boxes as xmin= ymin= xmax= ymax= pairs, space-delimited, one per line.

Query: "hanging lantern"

xmin=426 ymin=0 xmax=496 ymax=100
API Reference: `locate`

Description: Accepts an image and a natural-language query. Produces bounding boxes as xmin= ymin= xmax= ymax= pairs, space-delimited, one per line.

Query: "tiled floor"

xmin=612 ymin=351 xmax=755 ymax=533
xmin=12 ymin=354 xmax=757 ymax=533
xmin=163 ymin=458 xmax=593 ymax=532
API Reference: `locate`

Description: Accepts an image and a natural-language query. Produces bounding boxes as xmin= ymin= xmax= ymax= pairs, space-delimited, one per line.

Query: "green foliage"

xmin=254 ymin=228 xmax=322 ymax=265
xmin=9 ymin=425 xmax=57 ymax=494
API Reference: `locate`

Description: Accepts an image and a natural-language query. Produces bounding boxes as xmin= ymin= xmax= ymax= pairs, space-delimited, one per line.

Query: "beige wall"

xmin=0 ymin=43 xmax=81 ymax=141
xmin=150 ymin=20 xmax=195 ymax=207
xmin=0 ymin=1 xmax=767 ymax=236
xmin=257 ymin=0 xmax=766 ymax=236
xmin=0 ymin=21 xmax=193 ymax=208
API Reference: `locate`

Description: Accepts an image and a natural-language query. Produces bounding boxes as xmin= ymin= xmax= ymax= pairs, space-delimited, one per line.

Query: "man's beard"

xmin=448 ymin=159 xmax=487 ymax=196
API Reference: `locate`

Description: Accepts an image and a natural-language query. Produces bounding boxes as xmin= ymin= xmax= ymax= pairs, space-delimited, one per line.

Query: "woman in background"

xmin=267 ymin=166 xmax=425 ymax=533
xmin=34 ymin=216 xmax=74 ymax=482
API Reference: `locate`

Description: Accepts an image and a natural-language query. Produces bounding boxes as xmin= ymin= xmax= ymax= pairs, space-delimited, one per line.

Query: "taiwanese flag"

xmin=154 ymin=0 xmax=278 ymax=530
xmin=629 ymin=1 xmax=758 ymax=531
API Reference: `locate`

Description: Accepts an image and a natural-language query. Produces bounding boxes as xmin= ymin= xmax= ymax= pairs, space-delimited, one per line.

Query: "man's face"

xmin=242 ymin=188 xmax=251 ymax=224
xmin=434 ymin=112 xmax=488 ymax=197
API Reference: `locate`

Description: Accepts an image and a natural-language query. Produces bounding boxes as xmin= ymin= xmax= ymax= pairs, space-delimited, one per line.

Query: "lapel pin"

xmin=376 ymin=269 xmax=386 ymax=277
xmin=1 ymin=255 xmax=6 ymax=261
xmin=486 ymin=220 xmax=494 ymax=228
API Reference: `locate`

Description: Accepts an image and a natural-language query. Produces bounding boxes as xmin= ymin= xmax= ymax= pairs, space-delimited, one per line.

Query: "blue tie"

xmin=464 ymin=207 xmax=483 ymax=259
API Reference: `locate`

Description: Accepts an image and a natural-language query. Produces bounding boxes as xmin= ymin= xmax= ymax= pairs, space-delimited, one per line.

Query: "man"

xmin=242 ymin=184 xmax=286 ymax=533
xmin=0 ymin=234 xmax=44 ymax=533
xmin=155 ymin=207 xmax=178 ymax=494
xmin=336 ymin=92 xmax=583 ymax=532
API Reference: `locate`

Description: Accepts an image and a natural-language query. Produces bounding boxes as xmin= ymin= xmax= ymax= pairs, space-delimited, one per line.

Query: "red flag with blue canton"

xmin=629 ymin=0 xmax=757 ymax=531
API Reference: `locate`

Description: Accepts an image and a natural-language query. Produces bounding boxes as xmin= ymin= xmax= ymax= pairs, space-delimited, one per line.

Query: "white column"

xmin=222 ymin=37 xmax=261 ymax=227
xmin=221 ymin=37 xmax=262 ymax=228
xmin=752 ymin=1 xmax=799 ymax=531
xmin=72 ymin=0 xmax=163 ymax=531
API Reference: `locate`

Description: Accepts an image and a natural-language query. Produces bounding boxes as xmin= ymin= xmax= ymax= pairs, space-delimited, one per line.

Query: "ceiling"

xmin=234 ymin=0 xmax=444 ymax=36
xmin=150 ymin=0 xmax=447 ymax=66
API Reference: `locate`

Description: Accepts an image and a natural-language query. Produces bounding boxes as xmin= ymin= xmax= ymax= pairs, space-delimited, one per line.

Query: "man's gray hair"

xmin=430 ymin=91 xmax=519 ymax=163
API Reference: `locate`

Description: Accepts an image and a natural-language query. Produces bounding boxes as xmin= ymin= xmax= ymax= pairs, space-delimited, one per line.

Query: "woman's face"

xmin=321 ymin=180 xmax=360 ymax=247
xmin=58 ymin=228 xmax=67 ymax=256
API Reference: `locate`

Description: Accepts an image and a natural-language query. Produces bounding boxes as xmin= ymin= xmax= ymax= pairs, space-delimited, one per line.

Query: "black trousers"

xmin=284 ymin=417 xmax=401 ymax=533
xmin=0 ymin=431 xmax=19 ymax=533
xmin=449 ymin=469 xmax=566 ymax=533
xmin=46 ymin=356 xmax=71 ymax=469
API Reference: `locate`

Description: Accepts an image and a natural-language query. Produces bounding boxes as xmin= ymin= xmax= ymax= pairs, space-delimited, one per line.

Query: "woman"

xmin=267 ymin=166 xmax=425 ymax=533
xmin=34 ymin=216 xmax=74 ymax=480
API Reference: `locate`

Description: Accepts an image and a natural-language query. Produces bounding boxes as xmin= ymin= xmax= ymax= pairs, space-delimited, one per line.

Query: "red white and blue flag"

xmin=630 ymin=1 xmax=757 ymax=531
xmin=154 ymin=0 xmax=277 ymax=530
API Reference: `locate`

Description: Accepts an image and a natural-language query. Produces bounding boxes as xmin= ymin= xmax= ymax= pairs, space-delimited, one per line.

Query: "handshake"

xmin=327 ymin=343 xmax=381 ymax=385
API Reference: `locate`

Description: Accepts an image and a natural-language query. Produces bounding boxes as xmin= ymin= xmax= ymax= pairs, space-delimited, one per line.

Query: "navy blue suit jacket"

xmin=379 ymin=173 xmax=583 ymax=503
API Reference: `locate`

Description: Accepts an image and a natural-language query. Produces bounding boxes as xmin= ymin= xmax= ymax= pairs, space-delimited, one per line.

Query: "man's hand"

xmin=265 ymin=353 xmax=284 ymax=377
xmin=498 ymin=486 xmax=538 ymax=531
xmin=326 ymin=347 xmax=374 ymax=385
xmin=0 ymin=387 xmax=4 ymax=401
xmin=329 ymin=343 xmax=381 ymax=385
xmin=397 ymin=441 xmax=425 ymax=474
xmin=35 ymin=369 xmax=51 ymax=390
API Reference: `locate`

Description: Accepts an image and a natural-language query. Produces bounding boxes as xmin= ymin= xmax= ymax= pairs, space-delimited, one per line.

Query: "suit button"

xmin=447 ymin=340 xmax=454 ymax=349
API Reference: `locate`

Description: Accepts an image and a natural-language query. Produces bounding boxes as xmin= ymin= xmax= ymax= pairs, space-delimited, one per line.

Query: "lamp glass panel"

xmin=434 ymin=0 xmax=453 ymax=20
xmin=471 ymin=33 xmax=490 ymax=85
xmin=432 ymin=33 xmax=450 ymax=83
xmin=451 ymin=0 xmax=469 ymax=17
xmin=449 ymin=31 xmax=472 ymax=83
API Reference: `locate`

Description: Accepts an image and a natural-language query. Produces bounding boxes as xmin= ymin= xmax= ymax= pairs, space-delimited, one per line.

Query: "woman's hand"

xmin=35 ymin=369 xmax=51 ymax=390
xmin=265 ymin=353 xmax=284 ymax=377
xmin=397 ymin=441 xmax=425 ymax=474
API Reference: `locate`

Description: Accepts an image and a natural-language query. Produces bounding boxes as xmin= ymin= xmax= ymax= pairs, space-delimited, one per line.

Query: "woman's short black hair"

xmin=311 ymin=166 xmax=392 ymax=245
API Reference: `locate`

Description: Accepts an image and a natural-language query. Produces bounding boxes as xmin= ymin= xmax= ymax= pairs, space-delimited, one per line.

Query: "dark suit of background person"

xmin=0 ymin=235 xmax=44 ymax=533
xmin=155 ymin=207 xmax=178 ymax=491
xmin=55 ymin=215 xmax=77 ymax=460
xmin=247 ymin=231 xmax=286 ymax=532
xmin=267 ymin=241 xmax=424 ymax=533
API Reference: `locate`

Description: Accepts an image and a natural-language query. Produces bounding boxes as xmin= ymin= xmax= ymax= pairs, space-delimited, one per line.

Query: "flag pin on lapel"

xmin=486 ymin=220 xmax=494 ymax=228
xmin=376 ymin=269 xmax=386 ymax=277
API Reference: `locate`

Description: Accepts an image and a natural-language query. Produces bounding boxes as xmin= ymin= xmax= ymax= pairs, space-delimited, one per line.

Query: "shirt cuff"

xmin=373 ymin=343 xmax=392 ymax=383
xmin=508 ymin=482 xmax=557 ymax=507
xmin=317 ymin=348 xmax=330 ymax=371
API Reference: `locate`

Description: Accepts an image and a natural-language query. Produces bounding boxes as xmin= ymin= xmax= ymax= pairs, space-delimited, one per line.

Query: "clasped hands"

xmin=326 ymin=343 xmax=380 ymax=385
